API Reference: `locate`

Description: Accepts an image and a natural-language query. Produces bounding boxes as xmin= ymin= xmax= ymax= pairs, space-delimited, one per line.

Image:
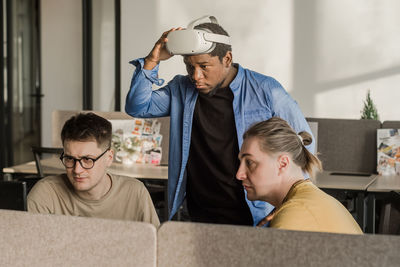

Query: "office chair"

xmin=139 ymin=179 xmax=168 ymax=222
xmin=14 ymin=146 xmax=63 ymax=195
xmin=378 ymin=191 xmax=400 ymax=235
xmin=31 ymin=146 xmax=63 ymax=178
xmin=0 ymin=180 xmax=27 ymax=211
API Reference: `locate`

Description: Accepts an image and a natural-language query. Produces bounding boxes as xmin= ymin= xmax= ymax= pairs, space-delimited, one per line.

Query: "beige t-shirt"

xmin=270 ymin=180 xmax=363 ymax=234
xmin=27 ymin=173 xmax=160 ymax=227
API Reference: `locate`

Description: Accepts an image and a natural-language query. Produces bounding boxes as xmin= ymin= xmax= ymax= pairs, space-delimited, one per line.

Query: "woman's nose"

xmin=236 ymin=163 xmax=246 ymax=181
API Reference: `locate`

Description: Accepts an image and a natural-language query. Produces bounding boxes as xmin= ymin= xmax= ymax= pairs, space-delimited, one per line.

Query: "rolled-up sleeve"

xmin=125 ymin=58 xmax=171 ymax=118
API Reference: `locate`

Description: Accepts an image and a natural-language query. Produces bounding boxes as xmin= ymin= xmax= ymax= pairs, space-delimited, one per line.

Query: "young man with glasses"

xmin=27 ymin=112 xmax=160 ymax=226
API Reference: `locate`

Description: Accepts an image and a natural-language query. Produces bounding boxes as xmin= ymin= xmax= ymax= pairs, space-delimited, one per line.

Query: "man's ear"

xmin=223 ymin=51 xmax=233 ymax=67
xmin=106 ymin=149 xmax=114 ymax=166
xmin=277 ymin=154 xmax=290 ymax=175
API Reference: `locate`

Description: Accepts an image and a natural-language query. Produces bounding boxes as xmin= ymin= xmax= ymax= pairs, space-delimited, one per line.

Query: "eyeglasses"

xmin=59 ymin=147 xmax=110 ymax=169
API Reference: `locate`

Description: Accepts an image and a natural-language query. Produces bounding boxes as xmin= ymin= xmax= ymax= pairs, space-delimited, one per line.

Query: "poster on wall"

xmin=377 ymin=129 xmax=400 ymax=175
xmin=109 ymin=119 xmax=162 ymax=165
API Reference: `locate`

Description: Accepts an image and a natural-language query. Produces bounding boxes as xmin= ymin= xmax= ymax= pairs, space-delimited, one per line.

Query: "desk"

xmin=311 ymin=171 xmax=378 ymax=232
xmin=3 ymin=158 xmax=169 ymax=220
xmin=3 ymin=157 xmax=168 ymax=180
xmin=3 ymin=160 xmax=63 ymax=176
xmin=367 ymin=175 xmax=400 ymax=192
xmin=366 ymin=175 xmax=400 ymax=233
xmin=312 ymin=171 xmax=377 ymax=191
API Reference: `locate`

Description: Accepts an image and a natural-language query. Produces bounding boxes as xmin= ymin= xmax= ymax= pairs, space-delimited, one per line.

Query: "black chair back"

xmin=31 ymin=146 xmax=63 ymax=178
xmin=0 ymin=180 xmax=27 ymax=211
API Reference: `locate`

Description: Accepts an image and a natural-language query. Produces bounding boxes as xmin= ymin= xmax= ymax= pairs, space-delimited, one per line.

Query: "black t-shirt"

xmin=186 ymin=86 xmax=253 ymax=225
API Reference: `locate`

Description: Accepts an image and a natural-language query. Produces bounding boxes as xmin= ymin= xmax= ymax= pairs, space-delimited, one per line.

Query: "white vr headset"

xmin=166 ymin=15 xmax=231 ymax=55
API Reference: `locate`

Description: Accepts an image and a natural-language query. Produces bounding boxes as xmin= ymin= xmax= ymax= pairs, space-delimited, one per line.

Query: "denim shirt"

xmin=125 ymin=58 xmax=315 ymax=225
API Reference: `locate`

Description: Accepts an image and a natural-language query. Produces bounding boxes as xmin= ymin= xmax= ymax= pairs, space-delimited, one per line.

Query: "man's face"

xmin=63 ymin=140 xmax=113 ymax=196
xmin=184 ymin=52 xmax=231 ymax=94
xmin=236 ymin=137 xmax=282 ymax=202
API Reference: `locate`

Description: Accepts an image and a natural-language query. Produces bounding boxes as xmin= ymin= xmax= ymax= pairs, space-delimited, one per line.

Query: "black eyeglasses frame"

xmin=59 ymin=147 xmax=110 ymax=170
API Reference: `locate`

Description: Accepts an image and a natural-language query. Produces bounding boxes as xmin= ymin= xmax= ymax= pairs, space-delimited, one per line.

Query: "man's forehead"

xmin=63 ymin=139 xmax=104 ymax=151
xmin=184 ymin=54 xmax=215 ymax=64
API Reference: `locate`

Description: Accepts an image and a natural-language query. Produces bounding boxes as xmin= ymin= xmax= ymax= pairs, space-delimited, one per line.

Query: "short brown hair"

xmin=243 ymin=117 xmax=322 ymax=177
xmin=61 ymin=112 xmax=112 ymax=149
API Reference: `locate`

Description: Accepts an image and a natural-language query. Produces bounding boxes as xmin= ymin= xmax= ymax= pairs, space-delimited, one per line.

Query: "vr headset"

xmin=166 ymin=15 xmax=231 ymax=55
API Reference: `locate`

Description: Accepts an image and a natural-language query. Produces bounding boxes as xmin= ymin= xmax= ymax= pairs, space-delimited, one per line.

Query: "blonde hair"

xmin=243 ymin=117 xmax=322 ymax=177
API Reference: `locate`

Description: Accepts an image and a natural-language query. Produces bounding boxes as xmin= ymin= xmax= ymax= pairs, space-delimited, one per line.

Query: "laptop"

xmin=0 ymin=181 xmax=27 ymax=211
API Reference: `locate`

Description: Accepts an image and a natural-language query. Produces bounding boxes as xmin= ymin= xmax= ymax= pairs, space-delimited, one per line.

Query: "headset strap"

xmin=203 ymin=32 xmax=231 ymax=45
xmin=187 ymin=15 xmax=218 ymax=29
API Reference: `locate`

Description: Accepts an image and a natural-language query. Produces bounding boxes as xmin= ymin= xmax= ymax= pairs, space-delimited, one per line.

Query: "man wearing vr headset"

xmin=126 ymin=16 xmax=314 ymax=226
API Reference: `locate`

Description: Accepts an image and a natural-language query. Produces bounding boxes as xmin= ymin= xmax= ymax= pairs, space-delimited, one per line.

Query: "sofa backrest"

xmin=157 ymin=221 xmax=400 ymax=267
xmin=2 ymin=212 xmax=399 ymax=267
xmin=52 ymin=110 xmax=170 ymax=165
xmin=381 ymin=120 xmax=400 ymax=129
xmin=0 ymin=209 xmax=157 ymax=267
xmin=306 ymin=118 xmax=380 ymax=173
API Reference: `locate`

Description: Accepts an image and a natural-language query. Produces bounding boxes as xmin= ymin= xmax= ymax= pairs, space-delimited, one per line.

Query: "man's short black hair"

xmin=61 ymin=112 xmax=112 ymax=148
xmin=194 ymin=22 xmax=232 ymax=61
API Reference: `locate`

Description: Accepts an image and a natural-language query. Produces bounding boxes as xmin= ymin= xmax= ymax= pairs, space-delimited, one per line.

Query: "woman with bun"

xmin=236 ymin=117 xmax=362 ymax=234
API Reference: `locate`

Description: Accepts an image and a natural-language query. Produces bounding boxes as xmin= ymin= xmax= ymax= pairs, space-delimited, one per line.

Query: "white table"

xmin=3 ymin=157 xmax=168 ymax=180
xmin=312 ymin=171 xmax=377 ymax=191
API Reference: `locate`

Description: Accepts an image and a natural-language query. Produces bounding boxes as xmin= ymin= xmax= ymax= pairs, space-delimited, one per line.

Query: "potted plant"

xmin=361 ymin=89 xmax=379 ymax=120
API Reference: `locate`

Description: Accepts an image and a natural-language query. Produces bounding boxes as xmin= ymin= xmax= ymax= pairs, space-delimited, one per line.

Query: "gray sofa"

xmin=1 ymin=210 xmax=399 ymax=267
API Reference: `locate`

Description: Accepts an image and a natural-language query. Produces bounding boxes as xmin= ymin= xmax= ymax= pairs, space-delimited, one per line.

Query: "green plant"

xmin=361 ymin=90 xmax=379 ymax=120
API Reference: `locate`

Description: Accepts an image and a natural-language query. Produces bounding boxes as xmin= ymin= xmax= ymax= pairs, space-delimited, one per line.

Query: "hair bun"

xmin=298 ymin=131 xmax=312 ymax=146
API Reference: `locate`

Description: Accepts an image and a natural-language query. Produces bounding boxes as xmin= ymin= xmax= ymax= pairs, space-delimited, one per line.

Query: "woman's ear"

xmin=277 ymin=154 xmax=290 ymax=175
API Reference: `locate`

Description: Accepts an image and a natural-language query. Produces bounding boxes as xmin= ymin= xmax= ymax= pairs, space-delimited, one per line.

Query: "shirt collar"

xmin=229 ymin=63 xmax=243 ymax=93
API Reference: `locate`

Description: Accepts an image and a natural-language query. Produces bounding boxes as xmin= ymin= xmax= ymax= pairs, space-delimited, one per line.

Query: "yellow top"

xmin=270 ymin=180 xmax=363 ymax=234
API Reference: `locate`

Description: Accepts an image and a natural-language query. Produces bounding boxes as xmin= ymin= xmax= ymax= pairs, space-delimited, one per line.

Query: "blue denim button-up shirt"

xmin=125 ymin=58 xmax=315 ymax=225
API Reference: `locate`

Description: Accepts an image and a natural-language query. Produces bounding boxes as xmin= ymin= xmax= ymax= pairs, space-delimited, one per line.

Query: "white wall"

xmin=120 ymin=0 xmax=160 ymax=110
xmin=40 ymin=0 xmax=82 ymax=146
xmin=121 ymin=0 xmax=400 ymax=121
xmin=41 ymin=0 xmax=400 ymax=145
xmin=292 ymin=0 xmax=400 ymax=121
xmin=92 ymin=0 xmax=115 ymax=111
